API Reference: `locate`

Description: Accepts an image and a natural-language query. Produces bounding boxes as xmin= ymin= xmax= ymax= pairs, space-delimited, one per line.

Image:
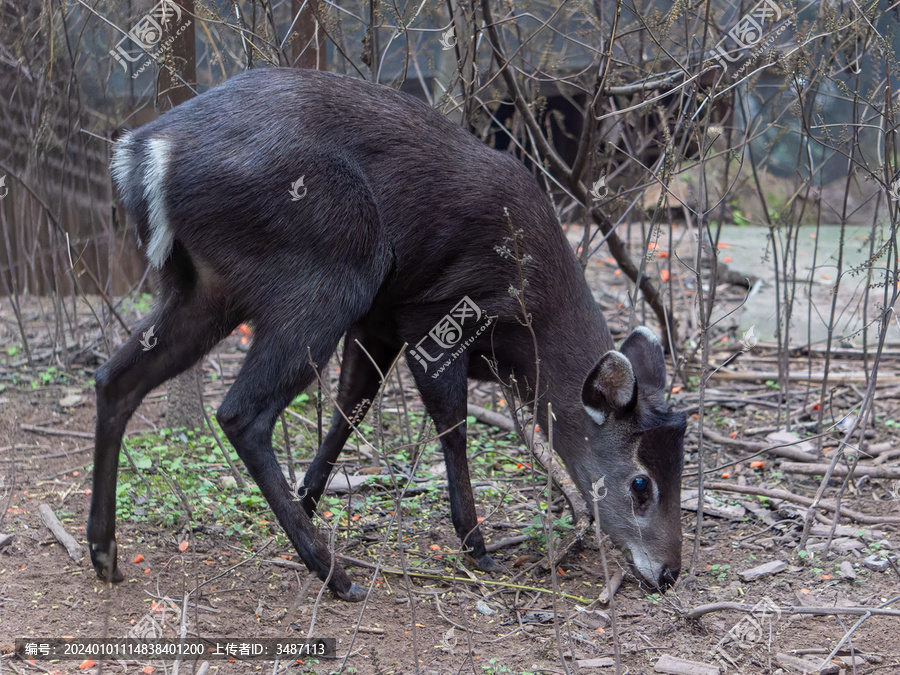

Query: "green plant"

xmin=708 ymin=563 xmax=731 ymax=581
xmin=482 ymin=658 xmax=534 ymax=675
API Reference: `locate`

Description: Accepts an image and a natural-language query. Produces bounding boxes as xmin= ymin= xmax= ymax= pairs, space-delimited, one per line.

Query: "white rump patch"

xmin=110 ymin=132 xmax=135 ymax=186
xmin=584 ymin=405 xmax=606 ymax=427
xmin=143 ymin=138 xmax=174 ymax=268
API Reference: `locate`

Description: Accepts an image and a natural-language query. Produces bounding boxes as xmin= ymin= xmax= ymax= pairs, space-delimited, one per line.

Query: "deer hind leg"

xmin=300 ymin=324 xmax=401 ymax=517
xmin=89 ymin=262 xmax=236 ymax=582
xmin=215 ymin=316 xmax=369 ymax=601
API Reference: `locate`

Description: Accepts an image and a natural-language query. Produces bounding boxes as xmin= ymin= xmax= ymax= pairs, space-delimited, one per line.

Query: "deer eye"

xmin=631 ymin=477 xmax=650 ymax=494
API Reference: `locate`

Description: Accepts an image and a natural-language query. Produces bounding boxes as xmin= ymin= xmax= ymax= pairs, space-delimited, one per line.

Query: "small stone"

xmin=739 ymin=560 xmax=787 ymax=582
xmin=766 ymin=430 xmax=815 ymax=455
xmin=58 ymin=393 xmax=83 ymax=407
xmin=654 ymin=654 xmax=721 ymax=674
xmin=838 ymin=561 xmax=856 ymax=579
xmin=475 ymin=600 xmax=496 ymax=616
xmin=862 ymin=555 xmax=889 ymax=572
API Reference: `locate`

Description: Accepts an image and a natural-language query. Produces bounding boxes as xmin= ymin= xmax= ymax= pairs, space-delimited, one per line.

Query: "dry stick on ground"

xmin=22 ymin=425 xmax=94 ymax=439
xmin=682 ymin=600 xmax=900 ymax=620
xmin=703 ymin=481 xmax=900 ymax=524
xmin=780 ymin=462 xmax=900 ymax=479
xmin=38 ymin=503 xmax=83 ymax=562
xmin=700 ymin=427 xmax=826 ymax=463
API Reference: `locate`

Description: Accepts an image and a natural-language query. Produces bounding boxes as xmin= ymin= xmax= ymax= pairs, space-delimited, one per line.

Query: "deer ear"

xmin=582 ymin=351 xmax=636 ymax=425
xmin=619 ymin=326 xmax=666 ymax=392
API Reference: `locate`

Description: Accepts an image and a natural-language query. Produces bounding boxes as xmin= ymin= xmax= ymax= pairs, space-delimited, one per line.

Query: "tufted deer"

xmin=90 ymin=68 xmax=686 ymax=601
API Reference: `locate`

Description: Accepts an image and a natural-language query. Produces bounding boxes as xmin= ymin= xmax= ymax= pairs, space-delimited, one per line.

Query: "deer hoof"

xmin=469 ymin=553 xmax=506 ymax=574
xmin=335 ymin=582 xmax=367 ymax=602
xmin=90 ymin=541 xmax=124 ymax=583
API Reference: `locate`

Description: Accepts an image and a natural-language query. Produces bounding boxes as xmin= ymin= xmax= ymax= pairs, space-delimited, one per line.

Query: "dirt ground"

xmin=1 ymin=227 xmax=899 ymax=675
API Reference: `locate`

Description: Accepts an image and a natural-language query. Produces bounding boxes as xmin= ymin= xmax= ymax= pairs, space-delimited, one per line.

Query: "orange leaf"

xmin=133 ymin=554 xmax=144 ymax=563
xmin=143 ymin=667 xmax=154 ymax=674
xmin=657 ymin=251 xmax=668 ymax=258
xmin=429 ymin=544 xmax=440 ymax=551
xmin=671 ymin=386 xmax=682 ymax=394
xmin=721 ymin=472 xmax=730 ymax=479
xmin=238 ymin=323 xmax=252 ymax=335
xmin=821 ymin=574 xmax=832 ymax=579
xmin=750 ymin=461 xmax=765 ymax=469
xmin=178 ymin=540 xmax=189 ymax=551
xmin=647 ymin=242 xmax=657 ymax=250
xmin=722 ymin=256 xmax=733 ymax=263
xmin=717 ymin=243 xmax=732 ymax=249
xmin=614 ymin=269 xmax=621 ymax=276
xmin=557 ymin=566 xmax=566 ymax=576
xmin=79 ymin=660 xmax=95 ymax=670
xmin=729 ymin=431 xmax=738 ymax=439
xmin=144 ymin=568 xmax=151 ymax=574
xmin=800 ymin=588 xmax=810 ymax=594
xmin=323 ymin=511 xmax=333 ymax=518
xmin=660 ymin=269 xmax=671 ymax=282
xmin=351 ymin=514 xmax=361 ymax=521
xmin=477 ymin=517 xmax=485 ymax=523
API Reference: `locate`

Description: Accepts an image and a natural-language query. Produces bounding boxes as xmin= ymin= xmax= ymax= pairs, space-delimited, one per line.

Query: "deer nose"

xmin=658 ymin=565 xmax=679 ymax=590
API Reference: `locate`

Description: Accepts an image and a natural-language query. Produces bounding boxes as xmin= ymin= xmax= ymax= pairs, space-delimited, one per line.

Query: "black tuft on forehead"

xmin=636 ymin=411 xmax=686 ymax=481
